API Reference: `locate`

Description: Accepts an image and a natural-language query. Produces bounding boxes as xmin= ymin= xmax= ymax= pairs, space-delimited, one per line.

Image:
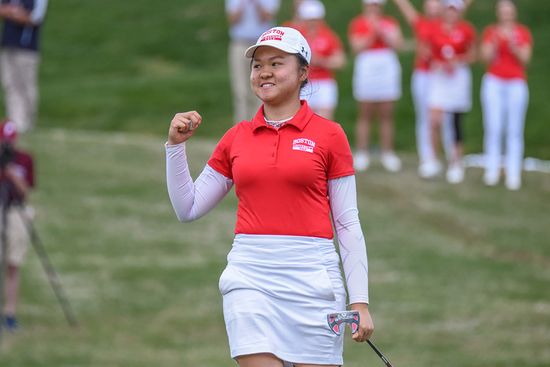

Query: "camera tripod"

xmin=0 ymin=175 xmax=78 ymax=343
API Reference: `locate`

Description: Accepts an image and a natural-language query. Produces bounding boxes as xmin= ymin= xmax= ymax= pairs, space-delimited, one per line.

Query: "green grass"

xmin=0 ymin=128 xmax=548 ymax=366
xmin=3 ymin=0 xmax=548 ymax=156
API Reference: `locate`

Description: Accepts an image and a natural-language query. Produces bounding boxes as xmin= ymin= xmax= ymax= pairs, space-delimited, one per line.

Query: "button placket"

xmin=272 ymin=130 xmax=281 ymax=163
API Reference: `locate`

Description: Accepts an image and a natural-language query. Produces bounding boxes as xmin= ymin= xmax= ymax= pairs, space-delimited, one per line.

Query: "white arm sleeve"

xmin=329 ymin=175 xmax=369 ymax=305
xmin=166 ymin=142 xmax=233 ymax=222
xmin=30 ymin=0 xmax=48 ymax=24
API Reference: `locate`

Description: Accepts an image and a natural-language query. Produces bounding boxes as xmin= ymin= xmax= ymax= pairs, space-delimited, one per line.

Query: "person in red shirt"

xmin=391 ymin=0 xmax=473 ymax=178
xmin=0 ymin=120 xmax=34 ymax=331
xmin=293 ymin=0 xmax=346 ymax=120
xmin=426 ymin=0 xmax=476 ymax=184
xmin=285 ymin=0 xmax=305 ymax=29
xmin=348 ymin=0 xmax=404 ymax=173
xmin=165 ymin=26 xmax=372 ymax=367
xmin=480 ymin=0 xmax=532 ymax=190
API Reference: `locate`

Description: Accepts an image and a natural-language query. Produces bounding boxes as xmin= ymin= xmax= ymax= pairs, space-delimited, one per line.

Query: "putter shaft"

xmin=367 ymin=340 xmax=394 ymax=367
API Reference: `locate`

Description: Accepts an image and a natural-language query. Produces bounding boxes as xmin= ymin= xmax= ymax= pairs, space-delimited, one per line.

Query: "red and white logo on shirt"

xmin=292 ymin=138 xmax=316 ymax=153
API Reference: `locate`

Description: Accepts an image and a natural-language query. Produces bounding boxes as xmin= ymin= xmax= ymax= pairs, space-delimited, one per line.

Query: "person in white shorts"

xmin=426 ymin=0 xmax=476 ymax=183
xmin=166 ymin=27 xmax=373 ymax=367
xmin=0 ymin=120 xmax=35 ymax=331
xmin=292 ymin=0 xmax=346 ymax=120
xmin=348 ymin=0 xmax=404 ymax=173
xmin=480 ymin=0 xmax=532 ymax=191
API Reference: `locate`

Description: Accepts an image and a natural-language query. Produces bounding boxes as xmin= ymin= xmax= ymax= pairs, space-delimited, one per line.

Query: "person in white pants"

xmin=225 ymin=0 xmax=280 ymax=123
xmin=480 ymin=0 xmax=532 ymax=191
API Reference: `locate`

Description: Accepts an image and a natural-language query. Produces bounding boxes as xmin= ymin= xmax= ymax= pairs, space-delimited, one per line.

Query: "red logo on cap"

xmin=260 ymin=29 xmax=285 ymax=42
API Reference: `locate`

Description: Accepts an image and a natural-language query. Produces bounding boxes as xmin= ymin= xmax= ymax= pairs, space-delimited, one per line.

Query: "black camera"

xmin=0 ymin=142 xmax=15 ymax=168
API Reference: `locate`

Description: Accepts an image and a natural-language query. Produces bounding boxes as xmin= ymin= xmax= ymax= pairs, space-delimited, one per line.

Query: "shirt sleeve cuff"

xmin=348 ymin=296 xmax=369 ymax=305
xmin=165 ymin=141 xmax=186 ymax=149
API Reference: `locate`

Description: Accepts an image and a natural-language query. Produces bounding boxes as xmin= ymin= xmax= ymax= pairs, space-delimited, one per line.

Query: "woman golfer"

xmin=481 ymin=0 xmax=532 ymax=190
xmin=166 ymin=26 xmax=373 ymax=367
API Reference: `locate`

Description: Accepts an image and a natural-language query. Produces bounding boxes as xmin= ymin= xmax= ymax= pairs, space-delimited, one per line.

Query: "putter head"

xmin=327 ymin=310 xmax=360 ymax=336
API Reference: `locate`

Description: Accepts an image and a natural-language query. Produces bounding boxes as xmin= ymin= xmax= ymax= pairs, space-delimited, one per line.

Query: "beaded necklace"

xmin=264 ymin=115 xmax=295 ymax=129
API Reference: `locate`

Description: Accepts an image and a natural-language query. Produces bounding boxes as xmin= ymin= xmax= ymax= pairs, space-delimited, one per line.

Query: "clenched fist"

xmin=167 ymin=111 xmax=202 ymax=145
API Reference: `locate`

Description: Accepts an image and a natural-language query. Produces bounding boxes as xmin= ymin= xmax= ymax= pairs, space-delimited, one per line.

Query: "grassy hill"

xmin=5 ymin=0 xmax=548 ymax=157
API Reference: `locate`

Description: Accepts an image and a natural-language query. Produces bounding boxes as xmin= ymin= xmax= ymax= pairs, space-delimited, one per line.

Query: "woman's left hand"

xmin=350 ymin=303 xmax=374 ymax=342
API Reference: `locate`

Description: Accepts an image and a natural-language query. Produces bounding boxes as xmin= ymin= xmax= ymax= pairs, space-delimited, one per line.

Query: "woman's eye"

xmin=253 ymin=64 xmax=261 ymax=69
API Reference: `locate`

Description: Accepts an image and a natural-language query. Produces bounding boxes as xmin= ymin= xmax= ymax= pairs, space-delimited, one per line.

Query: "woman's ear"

xmin=300 ymin=65 xmax=309 ymax=82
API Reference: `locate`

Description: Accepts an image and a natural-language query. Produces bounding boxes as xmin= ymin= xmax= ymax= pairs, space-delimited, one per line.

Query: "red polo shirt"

xmin=348 ymin=15 xmax=400 ymax=51
xmin=208 ymin=101 xmax=354 ymax=239
xmin=413 ymin=17 xmax=440 ymax=71
xmin=482 ymin=24 xmax=532 ymax=80
xmin=294 ymin=22 xmax=344 ymax=81
xmin=429 ymin=20 xmax=476 ymax=63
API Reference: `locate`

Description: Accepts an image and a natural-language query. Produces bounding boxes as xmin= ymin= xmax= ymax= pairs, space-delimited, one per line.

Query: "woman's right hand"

xmin=167 ymin=111 xmax=202 ymax=145
xmin=350 ymin=303 xmax=375 ymax=343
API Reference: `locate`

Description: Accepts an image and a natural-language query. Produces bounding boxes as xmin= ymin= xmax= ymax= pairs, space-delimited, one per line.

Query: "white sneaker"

xmin=446 ymin=163 xmax=465 ymax=184
xmin=505 ymin=176 xmax=521 ymax=191
xmin=418 ymin=159 xmax=443 ymax=179
xmin=380 ymin=151 xmax=402 ymax=172
xmin=483 ymin=171 xmax=499 ymax=186
xmin=353 ymin=151 xmax=370 ymax=172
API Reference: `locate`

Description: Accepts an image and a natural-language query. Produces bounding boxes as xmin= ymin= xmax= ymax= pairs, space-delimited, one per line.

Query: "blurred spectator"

xmin=225 ymin=0 xmax=280 ymax=123
xmin=0 ymin=120 xmax=34 ymax=331
xmin=481 ymin=0 xmax=532 ymax=191
xmin=392 ymin=0 xmax=465 ymax=178
xmin=0 ymin=0 xmax=48 ymax=133
xmin=348 ymin=0 xmax=403 ymax=172
xmin=286 ymin=0 xmax=305 ymax=28
xmin=294 ymin=0 xmax=346 ymax=120
xmin=426 ymin=0 xmax=476 ymax=183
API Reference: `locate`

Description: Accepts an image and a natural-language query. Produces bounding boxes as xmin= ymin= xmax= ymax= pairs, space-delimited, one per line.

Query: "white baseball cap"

xmin=245 ymin=27 xmax=312 ymax=64
xmin=444 ymin=0 xmax=465 ymax=10
xmin=298 ymin=0 xmax=326 ymax=20
xmin=363 ymin=0 xmax=386 ymax=5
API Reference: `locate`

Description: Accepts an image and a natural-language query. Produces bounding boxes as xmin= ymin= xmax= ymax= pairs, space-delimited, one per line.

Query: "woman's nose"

xmin=260 ymin=68 xmax=272 ymax=78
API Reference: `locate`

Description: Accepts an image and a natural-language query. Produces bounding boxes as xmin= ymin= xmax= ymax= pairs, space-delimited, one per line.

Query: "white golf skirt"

xmin=301 ymin=78 xmax=339 ymax=110
xmin=219 ymin=234 xmax=347 ymax=365
xmin=353 ymin=49 xmax=402 ymax=102
xmin=428 ymin=64 xmax=472 ymax=112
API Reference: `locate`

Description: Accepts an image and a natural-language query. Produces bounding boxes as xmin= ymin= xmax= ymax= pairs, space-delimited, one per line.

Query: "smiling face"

xmin=250 ymin=46 xmax=308 ymax=106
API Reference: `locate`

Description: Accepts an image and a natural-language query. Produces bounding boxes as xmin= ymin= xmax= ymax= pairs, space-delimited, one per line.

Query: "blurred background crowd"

xmin=226 ymin=0 xmax=536 ymax=190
